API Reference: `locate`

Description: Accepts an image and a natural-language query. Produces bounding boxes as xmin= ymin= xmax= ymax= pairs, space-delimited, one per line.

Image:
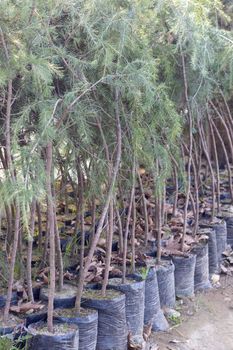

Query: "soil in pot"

xmin=26 ymin=320 xmax=79 ymax=350
xmin=156 ymin=260 xmax=176 ymax=309
xmin=108 ymin=277 xmax=145 ymax=338
xmin=53 ymin=307 xmax=98 ymax=350
xmin=81 ymin=289 xmax=127 ymax=350
xmin=172 ymin=254 xmax=196 ymax=298
xmin=191 ymin=242 xmax=211 ymax=292
xmin=40 ymin=284 xmax=77 ymax=309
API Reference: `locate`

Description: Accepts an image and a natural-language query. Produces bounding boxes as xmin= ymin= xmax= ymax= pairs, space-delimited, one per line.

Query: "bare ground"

xmin=149 ymin=275 xmax=233 ymax=350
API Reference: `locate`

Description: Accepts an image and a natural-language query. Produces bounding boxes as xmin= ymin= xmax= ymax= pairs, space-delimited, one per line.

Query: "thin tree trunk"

xmin=210 ymin=101 xmax=233 ymax=166
xmin=211 ymin=118 xmax=233 ymax=202
xmin=172 ymin=167 xmax=179 ymax=217
xmin=180 ymin=52 xmax=193 ymax=252
xmin=198 ymin=121 xmax=216 ymax=220
xmin=91 ymin=198 xmax=96 ymax=243
xmin=115 ymin=205 xmax=123 ymax=254
xmin=154 ymin=159 xmax=162 ymax=264
xmin=40 ymin=201 xmax=49 ymax=269
xmin=97 ymin=118 xmax=116 ymax=296
xmin=3 ymin=205 xmax=20 ymax=323
xmin=5 ymin=205 xmax=12 ymax=254
xmin=46 ymin=142 xmax=56 ymax=333
xmin=207 ymin=113 xmax=220 ymax=213
xmin=131 ymin=192 xmax=136 ymax=273
xmin=137 ymin=171 xmax=149 ymax=246
xmin=102 ymin=200 xmax=114 ymax=295
xmin=122 ymin=177 xmax=135 ymax=284
xmin=75 ymin=88 xmax=122 ymax=310
xmin=182 ymin=142 xmax=199 ymax=236
xmin=36 ymin=202 xmax=43 ymax=251
xmin=51 ymin=177 xmax=64 ymax=292
xmin=27 ymin=199 xmax=36 ymax=303
xmin=54 ymin=213 xmax=64 ymax=292
xmin=162 ymin=182 xmax=167 ymax=225
xmin=75 ymin=159 xmax=85 ymax=312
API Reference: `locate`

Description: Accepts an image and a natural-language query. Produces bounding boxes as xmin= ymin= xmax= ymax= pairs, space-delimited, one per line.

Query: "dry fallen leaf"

xmin=143 ymin=323 xmax=152 ymax=342
xmin=10 ymin=302 xmax=45 ymax=314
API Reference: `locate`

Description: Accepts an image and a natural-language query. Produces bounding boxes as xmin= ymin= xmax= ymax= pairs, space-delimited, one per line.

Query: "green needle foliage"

xmin=0 ymin=0 xmax=232 ymax=328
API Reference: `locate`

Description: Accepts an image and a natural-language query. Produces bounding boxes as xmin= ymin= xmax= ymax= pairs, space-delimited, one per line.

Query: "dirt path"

xmin=150 ymin=275 xmax=233 ymax=350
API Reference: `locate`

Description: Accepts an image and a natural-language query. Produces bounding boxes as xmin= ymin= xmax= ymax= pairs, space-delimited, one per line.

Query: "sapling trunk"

xmin=154 ymin=159 xmax=162 ymax=264
xmin=156 ymin=194 xmax=162 ymax=264
xmin=122 ymin=177 xmax=135 ymax=284
xmin=40 ymin=199 xmax=49 ymax=269
xmin=102 ymin=200 xmax=114 ymax=295
xmin=36 ymin=201 xmax=43 ymax=251
xmin=75 ymin=160 xmax=85 ymax=312
xmin=137 ymin=170 xmax=149 ymax=246
xmin=51 ymin=177 xmax=64 ymax=292
xmin=72 ymin=177 xmax=81 ymax=258
xmin=180 ymin=153 xmax=191 ymax=245
xmin=46 ymin=142 xmax=56 ymax=333
xmin=198 ymin=120 xmax=216 ymax=221
xmin=207 ymin=113 xmax=220 ymax=213
xmin=220 ymin=90 xmax=233 ymax=132
xmin=97 ymin=117 xmax=115 ymax=296
xmin=115 ymin=204 xmax=123 ymax=254
xmin=218 ymin=103 xmax=233 ymax=147
xmin=172 ymin=167 xmax=178 ymax=217
xmin=194 ymin=136 xmax=203 ymax=194
xmin=162 ymin=182 xmax=167 ymax=225
xmin=210 ymin=118 xmax=233 ymax=202
xmin=3 ymin=204 xmax=20 ymax=323
xmin=5 ymin=204 xmax=12 ymax=254
xmin=182 ymin=141 xmax=199 ymax=236
xmin=75 ymin=88 xmax=122 ymax=311
xmin=3 ymin=77 xmax=20 ymax=323
xmin=54 ymin=214 xmax=64 ymax=292
xmin=91 ymin=198 xmax=96 ymax=243
xmin=131 ymin=192 xmax=136 ymax=273
xmin=26 ymin=199 xmax=36 ymax=303
xmin=210 ymin=101 xmax=233 ymax=167
xmin=180 ymin=51 xmax=193 ymax=252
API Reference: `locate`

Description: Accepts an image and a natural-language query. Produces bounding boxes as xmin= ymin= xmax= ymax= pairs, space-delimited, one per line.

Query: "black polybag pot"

xmin=0 ymin=290 xmax=18 ymax=308
xmin=25 ymin=310 xmax=47 ymax=327
xmin=142 ymin=267 xmax=169 ymax=332
xmin=32 ymin=286 xmax=41 ymax=301
xmin=82 ymin=290 xmax=127 ymax=350
xmin=213 ymin=220 xmax=227 ymax=263
xmin=203 ymin=228 xmax=219 ymax=274
xmin=26 ymin=320 xmax=79 ymax=350
xmin=225 ymin=216 xmax=233 ymax=247
xmin=0 ymin=315 xmax=23 ymax=336
xmin=108 ymin=277 xmax=145 ymax=337
xmin=217 ymin=206 xmax=233 ymax=247
xmin=40 ymin=284 xmax=77 ymax=309
xmin=156 ymin=260 xmax=176 ymax=309
xmin=0 ymin=324 xmax=17 ymax=336
xmin=54 ymin=308 xmax=98 ymax=350
xmin=191 ymin=242 xmax=211 ymax=291
xmin=172 ymin=254 xmax=196 ymax=298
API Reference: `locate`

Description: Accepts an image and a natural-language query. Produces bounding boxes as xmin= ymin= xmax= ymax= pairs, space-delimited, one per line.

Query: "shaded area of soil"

xmin=150 ymin=276 xmax=233 ymax=350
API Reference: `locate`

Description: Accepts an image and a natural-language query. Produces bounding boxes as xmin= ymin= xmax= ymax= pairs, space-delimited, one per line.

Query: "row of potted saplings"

xmin=1 ymin=219 xmax=227 ymax=350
